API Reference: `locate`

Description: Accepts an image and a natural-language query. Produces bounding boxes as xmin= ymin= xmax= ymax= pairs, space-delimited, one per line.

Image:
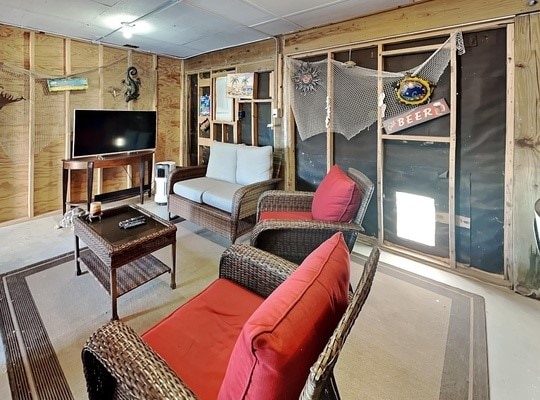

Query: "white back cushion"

xmin=206 ymin=141 xmax=238 ymax=183
xmin=236 ymin=145 xmax=273 ymax=185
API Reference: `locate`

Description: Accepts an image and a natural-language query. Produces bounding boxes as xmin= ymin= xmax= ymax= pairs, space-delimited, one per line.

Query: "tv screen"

xmin=72 ymin=109 xmax=157 ymax=158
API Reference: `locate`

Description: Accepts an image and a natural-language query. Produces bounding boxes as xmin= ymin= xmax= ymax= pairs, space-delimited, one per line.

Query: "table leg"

xmin=139 ymin=159 xmax=145 ymax=204
xmin=110 ymin=268 xmax=118 ymax=321
xmin=87 ymin=161 xmax=94 ymax=213
xmin=75 ymin=235 xmax=82 ymax=276
xmin=62 ymin=167 xmax=69 ymax=214
xmin=170 ymin=241 xmax=176 ymax=289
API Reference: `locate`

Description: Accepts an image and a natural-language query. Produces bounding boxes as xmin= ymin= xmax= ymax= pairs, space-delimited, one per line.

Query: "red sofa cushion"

xmin=259 ymin=210 xmax=313 ymax=221
xmin=218 ymin=232 xmax=350 ymax=400
xmin=311 ymin=165 xmax=361 ymax=222
xmin=142 ymin=278 xmax=264 ymax=400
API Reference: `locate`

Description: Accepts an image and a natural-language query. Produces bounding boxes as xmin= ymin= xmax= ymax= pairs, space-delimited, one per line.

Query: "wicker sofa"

xmin=81 ymin=233 xmax=380 ymax=400
xmin=167 ymin=141 xmax=281 ymax=243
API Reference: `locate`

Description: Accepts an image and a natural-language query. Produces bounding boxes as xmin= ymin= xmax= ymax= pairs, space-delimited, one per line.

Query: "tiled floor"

xmin=1 ymin=198 xmax=540 ymax=399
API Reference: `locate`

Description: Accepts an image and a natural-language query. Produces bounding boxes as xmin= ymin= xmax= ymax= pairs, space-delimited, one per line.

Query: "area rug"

xmin=0 ymin=221 xmax=489 ymax=400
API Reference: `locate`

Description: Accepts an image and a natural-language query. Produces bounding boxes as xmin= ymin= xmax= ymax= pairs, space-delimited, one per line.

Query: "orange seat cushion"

xmin=311 ymin=164 xmax=361 ymax=222
xmin=142 ymin=278 xmax=264 ymax=400
xmin=259 ymin=210 xmax=313 ymax=221
xmin=218 ymin=232 xmax=350 ymax=400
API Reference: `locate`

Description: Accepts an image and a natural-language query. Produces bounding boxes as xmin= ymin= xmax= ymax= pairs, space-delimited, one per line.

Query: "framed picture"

xmin=199 ymin=95 xmax=210 ymax=116
xmin=226 ymin=72 xmax=254 ymax=99
xmin=215 ymin=76 xmax=233 ymax=121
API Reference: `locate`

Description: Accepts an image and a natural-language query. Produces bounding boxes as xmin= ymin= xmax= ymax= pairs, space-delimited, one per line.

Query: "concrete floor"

xmin=1 ymin=198 xmax=540 ymax=399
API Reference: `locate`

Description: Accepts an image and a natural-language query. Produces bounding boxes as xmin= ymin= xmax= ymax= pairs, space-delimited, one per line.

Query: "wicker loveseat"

xmin=167 ymin=141 xmax=281 ymax=243
xmin=81 ymin=233 xmax=380 ymax=400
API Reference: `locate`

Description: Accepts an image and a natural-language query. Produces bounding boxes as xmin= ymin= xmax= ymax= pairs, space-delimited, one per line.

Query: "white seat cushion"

xmin=236 ymin=145 xmax=273 ymax=185
xmin=201 ymin=181 xmax=243 ymax=213
xmin=206 ymin=141 xmax=240 ymax=184
xmin=173 ymin=177 xmax=223 ymax=203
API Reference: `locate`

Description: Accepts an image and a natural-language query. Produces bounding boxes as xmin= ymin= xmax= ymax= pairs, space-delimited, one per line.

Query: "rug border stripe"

xmin=351 ymin=253 xmax=490 ymax=400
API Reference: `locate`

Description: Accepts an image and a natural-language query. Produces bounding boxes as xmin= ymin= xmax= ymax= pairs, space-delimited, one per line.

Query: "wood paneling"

xmin=0 ymin=27 xmax=29 ymax=222
xmin=131 ymin=52 xmax=155 ymax=111
xmin=156 ymin=56 xmax=181 ymax=164
xmin=102 ymin=46 xmax=127 ymax=110
xmin=185 ymin=39 xmax=276 ymax=72
xmin=33 ymin=33 xmax=66 ymax=216
xmin=513 ymin=13 xmax=540 ymax=290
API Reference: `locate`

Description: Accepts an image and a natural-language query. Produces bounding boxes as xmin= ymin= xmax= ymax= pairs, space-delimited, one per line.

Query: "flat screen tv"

xmin=72 ymin=109 xmax=157 ymax=158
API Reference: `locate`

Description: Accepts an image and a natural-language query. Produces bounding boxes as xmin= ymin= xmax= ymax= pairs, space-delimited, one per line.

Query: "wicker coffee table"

xmin=73 ymin=204 xmax=177 ymax=320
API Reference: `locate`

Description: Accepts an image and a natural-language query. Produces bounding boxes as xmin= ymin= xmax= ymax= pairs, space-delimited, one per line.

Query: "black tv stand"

xmin=62 ymin=151 xmax=154 ymax=213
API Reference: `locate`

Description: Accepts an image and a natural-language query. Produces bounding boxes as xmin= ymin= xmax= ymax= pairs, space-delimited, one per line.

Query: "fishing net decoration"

xmin=0 ymin=56 xmax=138 ymax=162
xmin=287 ymin=32 xmax=466 ymax=141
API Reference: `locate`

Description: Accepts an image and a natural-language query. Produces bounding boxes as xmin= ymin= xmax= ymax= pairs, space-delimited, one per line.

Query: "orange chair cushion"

xmin=311 ymin=165 xmax=361 ymax=222
xmin=142 ymin=278 xmax=264 ymax=400
xmin=218 ymin=232 xmax=350 ymax=400
xmin=259 ymin=210 xmax=313 ymax=221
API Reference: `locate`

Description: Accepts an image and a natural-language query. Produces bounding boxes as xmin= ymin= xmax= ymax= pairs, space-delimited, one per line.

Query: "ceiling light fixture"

xmin=95 ymin=0 xmax=183 ymax=43
xmin=121 ymin=22 xmax=135 ymax=39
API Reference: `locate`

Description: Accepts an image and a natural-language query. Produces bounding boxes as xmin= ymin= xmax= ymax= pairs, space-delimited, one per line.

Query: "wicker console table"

xmin=74 ymin=204 xmax=177 ymax=320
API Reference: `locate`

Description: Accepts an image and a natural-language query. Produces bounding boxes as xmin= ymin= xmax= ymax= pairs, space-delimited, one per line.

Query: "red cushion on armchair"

xmin=142 ymin=278 xmax=264 ymax=400
xmin=311 ymin=165 xmax=361 ymax=222
xmin=218 ymin=232 xmax=350 ymax=400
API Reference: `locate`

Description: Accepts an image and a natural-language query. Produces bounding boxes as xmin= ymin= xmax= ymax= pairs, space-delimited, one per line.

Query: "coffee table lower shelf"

xmin=80 ymin=250 xmax=171 ymax=298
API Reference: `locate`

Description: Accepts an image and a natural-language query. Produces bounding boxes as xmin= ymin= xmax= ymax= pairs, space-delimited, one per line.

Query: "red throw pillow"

xmin=217 ymin=232 xmax=350 ymax=400
xmin=311 ymin=165 xmax=361 ymax=222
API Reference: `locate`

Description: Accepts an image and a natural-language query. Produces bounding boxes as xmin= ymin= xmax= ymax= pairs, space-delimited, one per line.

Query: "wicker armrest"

xmin=256 ymin=190 xmax=314 ymax=219
xmin=231 ymin=178 xmax=282 ymax=220
xmin=82 ymin=320 xmax=197 ymax=400
xmin=219 ymin=243 xmax=298 ymax=298
xmin=250 ymin=220 xmax=363 ymax=264
xmin=167 ymin=165 xmax=208 ymax=194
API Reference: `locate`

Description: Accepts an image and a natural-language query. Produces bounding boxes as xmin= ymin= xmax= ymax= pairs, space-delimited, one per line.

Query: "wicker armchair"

xmin=301 ymin=245 xmax=380 ymax=399
xmin=251 ymin=167 xmax=374 ymax=263
xmin=81 ymin=241 xmax=380 ymax=400
xmin=82 ymin=244 xmax=297 ymax=400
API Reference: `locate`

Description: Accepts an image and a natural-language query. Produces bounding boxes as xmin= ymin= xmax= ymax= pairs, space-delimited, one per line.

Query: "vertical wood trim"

xmin=448 ymin=32 xmax=458 ymax=269
xmin=64 ymin=39 xmax=71 ymax=208
xmin=151 ymin=54 xmax=158 ymax=183
xmin=326 ymin=52 xmax=334 ymax=170
xmin=96 ymin=45 xmax=104 ymax=194
xmin=377 ymin=43 xmax=384 ymax=245
xmin=505 ymin=23 xmax=515 ymax=284
xmin=64 ymin=39 xmax=71 ymax=159
xmin=513 ymin=13 xmax=540 ymax=290
xmin=180 ymin=60 xmax=188 ymax=166
xmin=28 ymin=32 xmax=35 ymax=218
xmin=126 ymin=50 xmax=133 ymax=187
xmin=152 ymin=54 xmax=158 ymax=110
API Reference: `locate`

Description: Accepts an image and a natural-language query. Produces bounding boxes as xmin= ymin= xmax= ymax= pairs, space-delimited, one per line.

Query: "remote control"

xmin=119 ymin=215 xmax=146 ymax=228
xmin=121 ymin=218 xmax=147 ymax=229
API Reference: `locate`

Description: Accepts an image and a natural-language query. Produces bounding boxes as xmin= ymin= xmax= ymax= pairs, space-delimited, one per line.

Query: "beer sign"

xmin=383 ymin=99 xmax=450 ymax=134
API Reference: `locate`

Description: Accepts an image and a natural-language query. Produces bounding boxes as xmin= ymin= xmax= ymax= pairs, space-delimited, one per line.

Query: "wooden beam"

xmin=284 ymin=0 xmax=536 ymax=55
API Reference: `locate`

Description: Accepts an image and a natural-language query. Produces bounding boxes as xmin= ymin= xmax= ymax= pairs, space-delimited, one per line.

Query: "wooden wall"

xmin=514 ymin=12 xmax=540 ymax=293
xmin=276 ymin=0 xmax=540 ymax=289
xmin=0 ymin=27 xmax=181 ymax=224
